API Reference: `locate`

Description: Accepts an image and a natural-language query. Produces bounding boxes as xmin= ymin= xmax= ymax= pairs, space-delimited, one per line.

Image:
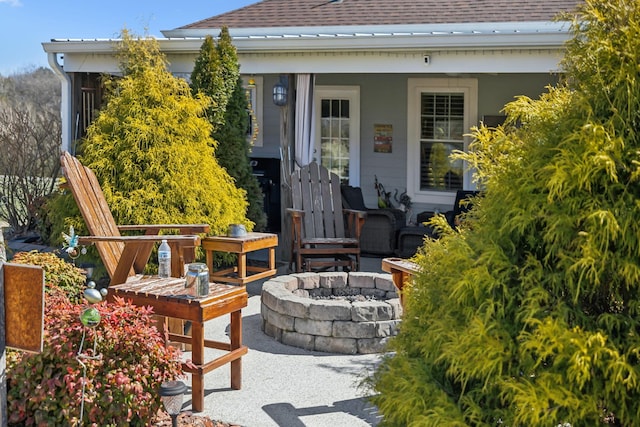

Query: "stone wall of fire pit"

xmin=260 ymin=272 xmax=402 ymax=354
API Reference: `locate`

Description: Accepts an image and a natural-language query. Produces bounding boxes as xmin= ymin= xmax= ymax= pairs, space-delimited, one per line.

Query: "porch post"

xmin=0 ymin=225 xmax=7 ymax=427
xmin=279 ymin=75 xmax=294 ymax=264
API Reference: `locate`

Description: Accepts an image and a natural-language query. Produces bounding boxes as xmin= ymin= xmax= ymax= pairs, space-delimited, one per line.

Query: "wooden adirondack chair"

xmin=60 ymin=151 xmax=210 ymax=285
xmin=288 ymin=161 xmax=366 ymax=272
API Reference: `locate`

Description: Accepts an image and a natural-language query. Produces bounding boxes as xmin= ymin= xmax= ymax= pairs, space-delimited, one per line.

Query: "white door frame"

xmin=314 ymin=85 xmax=361 ymax=186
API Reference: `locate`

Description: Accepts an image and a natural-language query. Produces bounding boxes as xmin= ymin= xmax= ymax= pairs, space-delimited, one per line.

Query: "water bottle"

xmin=158 ymin=239 xmax=171 ymax=278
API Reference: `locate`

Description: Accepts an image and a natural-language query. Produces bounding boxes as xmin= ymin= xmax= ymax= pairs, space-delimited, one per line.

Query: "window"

xmin=407 ymin=78 xmax=477 ymax=205
xmin=320 ymin=98 xmax=350 ymax=184
xmin=315 ymin=86 xmax=360 ymax=186
xmin=420 ymin=93 xmax=464 ymax=191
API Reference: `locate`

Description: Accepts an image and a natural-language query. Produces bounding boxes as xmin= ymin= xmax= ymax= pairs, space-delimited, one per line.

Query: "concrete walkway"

xmin=183 ymin=257 xmax=387 ymax=426
xmin=5 ymin=234 xmax=389 ymax=426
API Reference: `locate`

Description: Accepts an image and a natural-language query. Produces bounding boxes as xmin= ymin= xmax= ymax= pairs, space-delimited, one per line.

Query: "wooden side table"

xmin=203 ymin=232 xmax=278 ymax=285
xmin=109 ymin=277 xmax=248 ymax=412
xmin=381 ymin=257 xmax=420 ymax=308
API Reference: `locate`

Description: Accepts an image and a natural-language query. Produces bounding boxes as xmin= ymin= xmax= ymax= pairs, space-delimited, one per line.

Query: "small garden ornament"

xmin=62 ymin=225 xmax=87 ymax=262
xmin=76 ymin=273 xmax=108 ymax=421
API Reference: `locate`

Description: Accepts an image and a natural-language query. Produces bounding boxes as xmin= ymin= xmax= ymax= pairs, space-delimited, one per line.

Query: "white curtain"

xmin=294 ymin=74 xmax=315 ymax=167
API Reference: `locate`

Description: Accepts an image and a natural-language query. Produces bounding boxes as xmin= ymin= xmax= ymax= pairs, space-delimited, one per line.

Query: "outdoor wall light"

xmin=159 ymin=380 xmax=187 ymax=427
xmin=272 ymin=75 xmax=288 ymax=106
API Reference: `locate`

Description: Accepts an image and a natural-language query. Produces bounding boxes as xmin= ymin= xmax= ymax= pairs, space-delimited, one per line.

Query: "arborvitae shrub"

xmin=80 ymin=31 xmax=250 ymax=235
xmin=370 ymin=1 xmax=640 ymax=425
xmin=191 ymin=30 xmax=267 ymax=231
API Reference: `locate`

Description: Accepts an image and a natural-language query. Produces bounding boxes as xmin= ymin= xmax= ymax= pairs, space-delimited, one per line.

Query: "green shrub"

xmin=191 ymin=31 xmax=267 ymax=231
xmin=370 ymin=1 xmax=640 ymax=425
xmin=7 ymin=294 xmax=182 ymax=426
xmin=11 ymin=250 xmax=86 ymax=304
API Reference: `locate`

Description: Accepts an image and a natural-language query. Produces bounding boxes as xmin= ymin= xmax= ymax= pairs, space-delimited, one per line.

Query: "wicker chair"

xmin=445 ymin=190 xmax=480 ymax=228
xmin=341 ymin=185 xmax=406 ymax=256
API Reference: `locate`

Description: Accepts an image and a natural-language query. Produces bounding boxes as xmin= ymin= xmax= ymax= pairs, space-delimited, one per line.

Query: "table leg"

xmin=237 ymin=252 xmax=247 ymax=280
xmin=230 ymin=310 xmax=242 ymax=390
xmin=268 ymin=246 xmax=276 ymax=272
xmin=191 ymin=321 xmax=205 ymax=412
xmin=205 ymin=249 xmax=214 ymax=281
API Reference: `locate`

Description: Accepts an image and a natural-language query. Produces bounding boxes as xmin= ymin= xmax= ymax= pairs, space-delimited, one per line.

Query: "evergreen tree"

xmin=190 ymin=35 xmax=227 ymax=128
xmin=191 ymin=30 xmax=267 ymax=231
xmin=53 ymin=30 xmax=250 ymax=241
xmin=371 ymin=1 xmax=640 ymax=425
xmin=214 ymin=76 xmax=267 ymax=230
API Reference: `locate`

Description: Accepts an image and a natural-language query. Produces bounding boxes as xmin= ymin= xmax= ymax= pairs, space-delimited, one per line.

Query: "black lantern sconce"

xmin=272 ymin=75 xmax=288 ymax=107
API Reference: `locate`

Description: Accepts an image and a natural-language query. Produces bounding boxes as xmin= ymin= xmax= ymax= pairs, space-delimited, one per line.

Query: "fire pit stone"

xmin=261 ymin=271 xmax=402 ymax=354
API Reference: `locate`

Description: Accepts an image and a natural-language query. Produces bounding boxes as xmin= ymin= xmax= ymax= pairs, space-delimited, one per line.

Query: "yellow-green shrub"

xmin=370 ymin=1 xmax=640 ymax=425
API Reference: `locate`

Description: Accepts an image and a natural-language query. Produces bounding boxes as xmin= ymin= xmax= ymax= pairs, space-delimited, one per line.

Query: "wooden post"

xmin=0 ymin=229 xmax=45 ymax=425
xmin=0 ymin=228 xmax=7 ymax=426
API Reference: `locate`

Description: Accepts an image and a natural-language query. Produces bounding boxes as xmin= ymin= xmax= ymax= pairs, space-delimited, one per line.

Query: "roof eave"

xmin=164 ymin=21 xmax=570 ymax=37
xmin=43 ymin=30 xmax=570 ymax=57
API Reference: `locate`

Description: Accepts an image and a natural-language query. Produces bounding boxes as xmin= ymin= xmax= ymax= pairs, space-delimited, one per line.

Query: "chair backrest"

xmin=291 ymin=162 xmax=346 ymax=239
xmin=60 ymin=151 xmax=125 ymax=279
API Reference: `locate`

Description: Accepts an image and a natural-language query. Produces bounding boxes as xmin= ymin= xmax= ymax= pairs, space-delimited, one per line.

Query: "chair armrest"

xmin=343 ymin=208 xmax=367 ymax=219
xmin=343 ymin=209 xmax=367 ymax=239
xmin=78 ymin=234 xmax=202 ymax=285
xmin=78 ymin=235 xmax=201 ymax=245
xmin=286 ymin=208 xmax=305 ymax=218
xmin=117 ymin=224 xmax=210 ymax=234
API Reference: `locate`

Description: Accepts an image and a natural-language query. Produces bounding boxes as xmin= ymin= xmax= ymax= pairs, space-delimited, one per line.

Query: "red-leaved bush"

xmin=7 ymin=292 xmax=183 ymax=426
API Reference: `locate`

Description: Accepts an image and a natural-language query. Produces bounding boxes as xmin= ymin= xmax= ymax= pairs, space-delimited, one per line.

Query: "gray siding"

xmin=252 ymin=72 xmax=560 ymax=221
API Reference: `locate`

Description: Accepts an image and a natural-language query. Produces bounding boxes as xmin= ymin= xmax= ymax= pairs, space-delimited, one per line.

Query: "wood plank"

xmin=61 ymin=152 xmax=124 ymax=278
xmin=2 ymin=263 xmax=44 ymax=353
xmin=318 ymin=165 xmax=334 ymax=238
xmin=309 ymin=162 xmax=325 ymax=238
xmin=381 ymin=257 xmax=420 ymax=308
xmin=330 ymin=173 xmax=345 ymax=238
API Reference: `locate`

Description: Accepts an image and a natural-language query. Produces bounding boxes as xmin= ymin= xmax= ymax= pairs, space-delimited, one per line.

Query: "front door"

xmin=314 ymin=86 xmax=360 ymax=186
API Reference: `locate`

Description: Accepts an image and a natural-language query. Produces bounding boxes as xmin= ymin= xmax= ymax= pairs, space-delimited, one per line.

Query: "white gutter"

xmin=42 ymin=20 xmax=571 ymax=57
xmin=47 ymin=52 xmax=72 ymax=154
xmin=163 ymin=21 xmax=569 ymax=39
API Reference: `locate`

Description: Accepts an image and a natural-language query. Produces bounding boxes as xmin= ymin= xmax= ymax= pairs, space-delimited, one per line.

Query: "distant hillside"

xmin=0 ymin=66 xmax=60 ymax=111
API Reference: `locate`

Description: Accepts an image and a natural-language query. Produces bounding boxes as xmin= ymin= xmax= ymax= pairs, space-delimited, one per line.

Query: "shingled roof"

xmin=179 ymin=0 xmax=582 ymax=30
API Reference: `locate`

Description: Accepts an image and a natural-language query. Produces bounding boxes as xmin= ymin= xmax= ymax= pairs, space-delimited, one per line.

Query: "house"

xmin=42 ymin=0 xmax=581 ymax=223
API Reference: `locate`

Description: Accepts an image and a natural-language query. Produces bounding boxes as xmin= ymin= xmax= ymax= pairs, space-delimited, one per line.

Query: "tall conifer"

xmin=191 ymin=29 xmax=266 ymax=230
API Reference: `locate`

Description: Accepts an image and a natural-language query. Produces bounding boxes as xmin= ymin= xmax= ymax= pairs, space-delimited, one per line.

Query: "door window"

xmin=315 ymin=86 xmax=360 ymax=186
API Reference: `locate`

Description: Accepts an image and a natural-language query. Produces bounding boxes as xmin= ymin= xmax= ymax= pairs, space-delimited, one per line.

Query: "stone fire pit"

xmin=260 ymin=271 xmax=402 ymax=354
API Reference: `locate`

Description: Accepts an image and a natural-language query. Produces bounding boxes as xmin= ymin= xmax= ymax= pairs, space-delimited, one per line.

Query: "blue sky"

xmin=0 ymin=0 xmax=256 ymax=76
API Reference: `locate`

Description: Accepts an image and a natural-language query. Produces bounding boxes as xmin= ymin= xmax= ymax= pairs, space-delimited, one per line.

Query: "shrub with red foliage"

xmin=7 ymin=292 xmax=183 ymax=426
